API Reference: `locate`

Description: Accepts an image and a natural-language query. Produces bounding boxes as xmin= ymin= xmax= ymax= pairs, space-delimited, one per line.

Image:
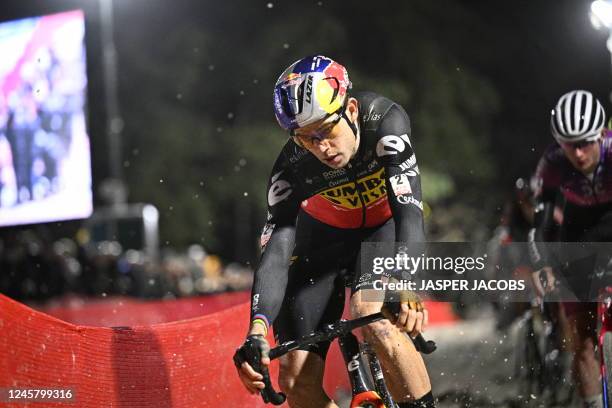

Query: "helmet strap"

xmin=340 ymin=97 xmax=359 ymax=139
xmin=342 ymin=109 xmax=359 ymax=138
xmin=340 ymin=102 xmax=360 ymax=159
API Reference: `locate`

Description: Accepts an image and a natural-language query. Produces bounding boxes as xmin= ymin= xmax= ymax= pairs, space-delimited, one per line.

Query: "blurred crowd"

xmin=0 ymin=229 xmax=253 ymax=302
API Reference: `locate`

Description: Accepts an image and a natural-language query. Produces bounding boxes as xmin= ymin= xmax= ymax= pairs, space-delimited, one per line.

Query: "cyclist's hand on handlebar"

xmin=530 ymin=266 xmax=556 ymax=302
xmin=382 ymin=291 xmax=428 ymax=337
xmin=233 ymin=334 xmax=270 ymax=394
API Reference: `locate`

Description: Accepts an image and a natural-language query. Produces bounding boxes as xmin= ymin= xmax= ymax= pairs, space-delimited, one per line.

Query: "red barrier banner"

xmin=0 ymin=294 xmax=282 ymax=407
xmin=1 ymin=293 xmax=456 ymax=407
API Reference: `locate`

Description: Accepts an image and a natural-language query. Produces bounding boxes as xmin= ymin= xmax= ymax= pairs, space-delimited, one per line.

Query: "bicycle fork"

xmin=339 ymin=332 xmax=395 ymax=408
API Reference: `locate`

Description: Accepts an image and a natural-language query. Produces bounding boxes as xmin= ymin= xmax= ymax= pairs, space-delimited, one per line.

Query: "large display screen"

xmin=0 ymin=9 xmax=92 ymax=227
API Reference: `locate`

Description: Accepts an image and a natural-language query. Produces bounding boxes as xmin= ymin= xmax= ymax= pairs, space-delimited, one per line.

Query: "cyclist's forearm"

xmin=394 ymin=211 xmax=425 ymax=243
xmin=528 ymin=200 xmax=556 ymax=268
xmin=385 ymin=166 xmax=425 ymax=244
xmin=249 ymin=225 xmax=296 ymax=335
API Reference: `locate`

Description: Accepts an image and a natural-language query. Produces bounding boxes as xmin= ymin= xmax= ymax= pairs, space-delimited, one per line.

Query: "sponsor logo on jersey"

xmin=260 ymin=222 xmax=275 ymax=248
xmin=389 ymin=173 xmax=412 ymax=196
xmin=363 ymin=108 xmax=382 ymax=122
xmin=397 ymin=194 xmax=423 ymax=210
xmin=323 ymin=168 xmax=347 ymax=180
xmin=367 ymin=159 xmax=379 ymax=171
xmin=288 ymin=145 xmax=309 ymax=163
xmin=268 ymin=171 xmax=292 ymax=206
xmin=398 ymin=154 xmax=417 ymax=172
xmin=328 ymin=177 xmax=351 ymax=187
xmin=318 ymin=168 xmax=387 ymax=208
xmin=405 ymin=165 xmax=420 ymax=177
xmin=376 ymin=133 xmax=411 ymax=157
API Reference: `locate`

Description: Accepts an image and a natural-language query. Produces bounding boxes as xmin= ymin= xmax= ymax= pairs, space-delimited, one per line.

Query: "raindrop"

xmin=160 ymin=179 xmax=164 ymax=183
xmin=177 ymin=93 xmax=183 ymax=100
xmin=239 ymin=90 xmax=245 ymax=96
xmin=243 ymin=192 xmax=248 ymax=197
xmin=227 ymin=112 xmax=234 ymax=119
xmin=208 ymin=65 xmax=215 ymax=71
xmin=216 ymin=127 xmax=223 ymax=132
xmin=283 ymin=43 xmax=290 ymax=49
xmin=266 ymin=2 xmax=273 ymax=8
xmin=239 ymin=158 xmax=247 ymax=166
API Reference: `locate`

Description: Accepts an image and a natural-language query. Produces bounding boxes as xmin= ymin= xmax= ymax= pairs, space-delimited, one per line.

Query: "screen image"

xmin=0 ymin=9 xmax=92 ymax=227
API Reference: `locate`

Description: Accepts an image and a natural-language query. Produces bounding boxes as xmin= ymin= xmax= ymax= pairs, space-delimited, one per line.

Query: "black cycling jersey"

xmin=250 ymin=91 xmax=425 ymax=333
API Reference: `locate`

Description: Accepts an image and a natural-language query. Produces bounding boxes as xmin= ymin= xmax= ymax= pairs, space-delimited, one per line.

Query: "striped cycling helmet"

xmin=551 ymin=90 xmax=605 ymax=143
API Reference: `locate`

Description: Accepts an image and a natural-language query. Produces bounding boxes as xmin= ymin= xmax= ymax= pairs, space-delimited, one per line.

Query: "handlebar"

xmin=255 ymin=301 xmax=436 ymax=405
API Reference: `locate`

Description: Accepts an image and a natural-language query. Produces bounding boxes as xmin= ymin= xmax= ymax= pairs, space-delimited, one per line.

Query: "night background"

xmin=0 ymin=0 xmax=608 ymax=297
xmin=1 ymin=0 xmax=611 ymax=406
xmin=1 ymin=0 xmax=610 ymax=261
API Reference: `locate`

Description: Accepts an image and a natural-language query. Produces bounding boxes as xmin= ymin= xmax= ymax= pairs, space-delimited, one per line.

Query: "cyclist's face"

xmin=293 ymin=98 xmax=359 ymax=169
xmin=559 ymin=138 xmax=601 ymax=174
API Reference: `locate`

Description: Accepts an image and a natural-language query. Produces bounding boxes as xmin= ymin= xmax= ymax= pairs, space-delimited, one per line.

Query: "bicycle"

xmin=236 ymin=299 xmax=437 ymax=407
xmin=525 ymin=247 xmax=612 ymax=407
xmin=514 ymin=299 xmax=574 ymax=407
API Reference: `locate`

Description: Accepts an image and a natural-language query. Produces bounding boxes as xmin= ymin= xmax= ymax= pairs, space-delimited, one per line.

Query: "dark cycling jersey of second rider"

xmin=529 ymin=131 xmax=612 ymax=268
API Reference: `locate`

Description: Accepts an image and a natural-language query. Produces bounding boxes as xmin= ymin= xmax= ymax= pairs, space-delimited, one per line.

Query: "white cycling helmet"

xmin=551 ymin=90 xmax=605 ymax=143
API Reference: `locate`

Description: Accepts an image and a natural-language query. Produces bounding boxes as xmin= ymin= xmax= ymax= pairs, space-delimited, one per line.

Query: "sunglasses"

xmin=292 ymin=114 xmax=344 ymax=148
xmin=562 ymin=139 xmax=598 ymax=150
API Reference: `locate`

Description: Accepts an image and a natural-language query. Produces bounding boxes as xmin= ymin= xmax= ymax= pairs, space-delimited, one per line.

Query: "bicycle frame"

xmin=339 ymin=331 xmax=392 ymax=408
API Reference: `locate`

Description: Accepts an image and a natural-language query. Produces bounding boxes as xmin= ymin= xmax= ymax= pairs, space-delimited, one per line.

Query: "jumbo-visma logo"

xmin=318 ymin=168 xmax=387 ymax=208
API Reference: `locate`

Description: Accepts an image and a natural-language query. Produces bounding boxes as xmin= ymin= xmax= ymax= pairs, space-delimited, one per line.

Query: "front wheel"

xmin=602 ymin=331 xmax=612 ymax=406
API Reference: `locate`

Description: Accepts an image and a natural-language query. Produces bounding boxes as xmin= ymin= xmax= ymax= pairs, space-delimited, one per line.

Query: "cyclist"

xmin=234 ymin=55 xmax=434 ymax=407
xmin=529 ymin=90 xmax=612 ymax=408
